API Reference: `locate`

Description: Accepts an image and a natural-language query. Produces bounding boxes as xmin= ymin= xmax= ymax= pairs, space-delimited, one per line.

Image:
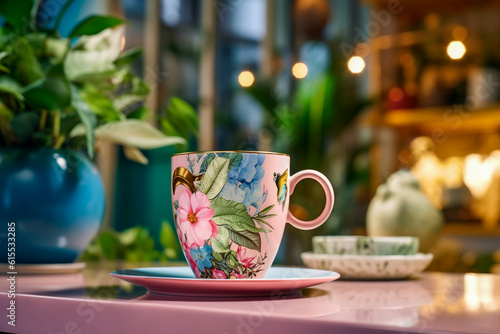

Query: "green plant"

xmin=0 ymin=0 xmax=185 ymax=162
xmin=81 ymin=222 xmax=181 ymax=262
xmin=160 ymin=96 xmax=199 ymax=151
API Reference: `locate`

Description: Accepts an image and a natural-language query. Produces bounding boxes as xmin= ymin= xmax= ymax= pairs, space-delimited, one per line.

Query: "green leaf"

xmin=253 ymin=218 xmax=272 ymax=233
xmin=114 ymin=47 xmax=142 ymax=66
xmin=69 ymin=15 xmax=124 ymax=38
xmin=0 ymin=0 xmax=35 ymax=31
xmin=44 ymin=38 xmax=69 ymax=63
xmin=23 ymin=65 xmax=71 ymax=110
xmin=220 ymin=153 xmax=243 ymax=170
xmin=123 ymin=146 xmax=148 ymax=164
xmin=33 ymin=132 xmax=52 ymax=146
xmin=160 ymin=222 xmax=181 ymax=259
xmin=257 ymin=205 xmax=275 ymax=216
xmin=254 ymin=217 xmax=273 ymax=230
xmin=80 ymin=84 xmax=122 ymax=121
xmin=9 ymin=111 xmax=39 ymax=143
xmin=226 ymin=253 xmax=239 ymax=269
xmin=210 ymin=226 xmax=230 ymax=253
xmin=212 ymin=251 xmax=223 ymax=262
xmin=162 ymin=97 xmax=199 ymax=141
xmin=70 ymin=85 xmax=96 ymax=158
xmin=71 ymin=119 xmax=185 ymax=149
xmin=127 ymin=106 xmax=149 ymax=120
xmin=198 ymin=156 xmax=230 ymax=199
xmin=65 ymin=27 xmax=125 ymax=80
xmin=0 ymin=76 xmax=23 ymax=101
xmin=210 ymin=197 xmax=264 ymax=233
xmin=227 ymin=229 xmax=261 ymax=252
xmin=12 ymin=39 xmax=44 ymax=85
xmin=64 ymin=50 xmax=117 ymax=81
xmin=98 ymin=231 xmax=122 ymax=260
xmin=0 ymin=101 xmax=13 ymax=120
xmin=118 ymin=226 xmax=141 ymax=246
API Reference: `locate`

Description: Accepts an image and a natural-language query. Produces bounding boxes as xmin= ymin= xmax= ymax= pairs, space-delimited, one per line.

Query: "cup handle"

xmin=286 ymin=170 xmax=335 ymax=230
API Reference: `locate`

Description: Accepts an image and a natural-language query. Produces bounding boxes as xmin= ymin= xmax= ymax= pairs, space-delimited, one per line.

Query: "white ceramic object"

xmin=366 ymin=170 xmax=444 ymax=252
xmin=312 ymin=236 xmax=419 ymax=256
xmin=301 ymin=252 xmax=434 ymax=280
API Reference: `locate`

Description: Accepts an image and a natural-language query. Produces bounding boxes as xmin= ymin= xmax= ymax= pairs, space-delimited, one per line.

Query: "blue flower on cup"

xmin=190 ymin=244 xmax=213 ymax=271
xmin=219 ymin=154 xmax=266 ymax=209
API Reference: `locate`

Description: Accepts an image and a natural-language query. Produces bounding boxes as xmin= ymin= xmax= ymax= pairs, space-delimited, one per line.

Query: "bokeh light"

xmin=238 ymin=71 xmax=255 ymax=87
xmin=347 ymin=56 xmax=365 ymax=74
xmin=447 ymin=41 xmax=466 ymax=60
xmin=389 ymin=87 xmax=404 ymax=102
xmin=292 ymin=62 xmax=308 ymax=79
xmin=452 ymin=26 xmax=468 ymax=41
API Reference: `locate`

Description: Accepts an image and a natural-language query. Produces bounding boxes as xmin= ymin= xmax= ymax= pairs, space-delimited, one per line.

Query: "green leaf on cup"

xmin=210 ymin=226 xmax=230 ymax=253
xmin=227 ymin=229 xmax=261 ymax=252
xmin=212 ymin=250 xmax=223 ymax=262
xmin=226 ymin=253 xmax=239 ymax=269
xmin=198 ymin=156 xmax=229 ymax=199
xmin=210 ymin=197 xmax=264 ymax=233
xmin=256 ymin=204 xmax=275 ymax=216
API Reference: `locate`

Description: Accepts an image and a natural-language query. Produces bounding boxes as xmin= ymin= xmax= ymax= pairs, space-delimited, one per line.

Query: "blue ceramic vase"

xmin=0 ymin=148 xmax=105 ymax=263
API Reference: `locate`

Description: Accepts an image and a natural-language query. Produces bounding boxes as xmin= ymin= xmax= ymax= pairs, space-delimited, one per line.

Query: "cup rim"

xmin=172 ymin=150 xmax=289 ymax=157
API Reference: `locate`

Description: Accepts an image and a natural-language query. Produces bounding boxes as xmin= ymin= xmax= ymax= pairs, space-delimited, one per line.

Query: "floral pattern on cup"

xmin=173 ymin=153 xmax=277 ymax=279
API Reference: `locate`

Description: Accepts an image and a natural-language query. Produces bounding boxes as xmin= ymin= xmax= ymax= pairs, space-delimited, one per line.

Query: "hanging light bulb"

xmin=348 ymin=56 xmax=365 ymax=74
xmin=447 ymin=41 xmax=466 ymax=60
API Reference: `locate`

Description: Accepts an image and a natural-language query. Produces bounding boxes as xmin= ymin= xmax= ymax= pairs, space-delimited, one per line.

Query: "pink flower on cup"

xmin=211 ymin=269 xmax=227 ymax=279
xmin=237 ymin=245 xmax=255 ymax=268
xmin=230 ymin=270 xmax=248 ymax=279
xmin=177 ymin=190 xmax=218 ymax=248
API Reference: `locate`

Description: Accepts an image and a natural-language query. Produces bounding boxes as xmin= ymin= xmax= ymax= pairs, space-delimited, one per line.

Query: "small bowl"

xmin=312 ymin=236 xmax=419 ymax=256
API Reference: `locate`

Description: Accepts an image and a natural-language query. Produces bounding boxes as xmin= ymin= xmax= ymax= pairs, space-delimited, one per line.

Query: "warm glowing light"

xmin=463 ymin=153 xmax=496 ymax=198
xmin=292 ymin=62 xmax=308 ymax=79
xmin=447 ymin=41 xmax=466 ymax=60
xmin=464 ymin=274 xmax=499 ymax=312
xmin=238 ymin=71 xmax=255 ymax=87
xmin=452 ymin=26 xmax=468 ymax=41
xmin=389 ymin=87 xmax=404 ymax=102
xmin=347 ymin=56 xmax=365 ymax=74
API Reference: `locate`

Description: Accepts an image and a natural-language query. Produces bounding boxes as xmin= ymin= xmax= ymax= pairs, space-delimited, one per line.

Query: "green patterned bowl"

xmin=312 ymin=236 xmax=419 ymax=256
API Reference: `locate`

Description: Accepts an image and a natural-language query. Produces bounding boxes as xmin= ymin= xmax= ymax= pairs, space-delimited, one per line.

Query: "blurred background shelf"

xmin=383 ymin=103 xmax=500 ymax=133
xmin=442 ymin=223 xmax=500 ymax=236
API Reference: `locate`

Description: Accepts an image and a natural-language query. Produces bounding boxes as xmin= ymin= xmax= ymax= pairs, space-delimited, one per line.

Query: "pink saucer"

xmin=110 ymin=267 xmax=339 ymax=297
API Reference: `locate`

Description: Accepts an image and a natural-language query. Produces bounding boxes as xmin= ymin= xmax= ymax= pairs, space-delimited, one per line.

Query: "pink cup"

xmin=171 ymin=151 xmax=334 ymax=279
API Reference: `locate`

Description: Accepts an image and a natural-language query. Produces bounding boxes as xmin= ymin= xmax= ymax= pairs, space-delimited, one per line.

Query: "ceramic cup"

xmin=171 ymin=151 xmax=334 ymax=279
xmin=312 ymin=236 xmax=419 ymax=256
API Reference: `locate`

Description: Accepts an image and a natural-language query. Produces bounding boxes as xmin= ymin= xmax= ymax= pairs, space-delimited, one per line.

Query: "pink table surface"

xmin=1 ymin=265 xmax=499 ymax=334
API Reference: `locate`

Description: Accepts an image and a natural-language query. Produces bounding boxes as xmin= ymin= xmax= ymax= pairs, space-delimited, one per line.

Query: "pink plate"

xmin=110 ymin=267 xmax=340 ymax=297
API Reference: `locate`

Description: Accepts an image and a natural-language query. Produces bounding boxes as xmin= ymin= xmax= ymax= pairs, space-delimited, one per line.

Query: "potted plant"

xmin=0 ymin=1 xmax=185 ymax=263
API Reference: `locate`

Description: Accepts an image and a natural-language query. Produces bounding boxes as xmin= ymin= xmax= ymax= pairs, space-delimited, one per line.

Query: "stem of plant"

xmin=52 ymin=110 xmax=61 ymax=144
xmin=0 ymin=116 xmax=13 ymax=145
xmin=54 ymin=134 xmax=66 ymax=149
xmin=40 ymin=110 xmax=47 ymax=130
